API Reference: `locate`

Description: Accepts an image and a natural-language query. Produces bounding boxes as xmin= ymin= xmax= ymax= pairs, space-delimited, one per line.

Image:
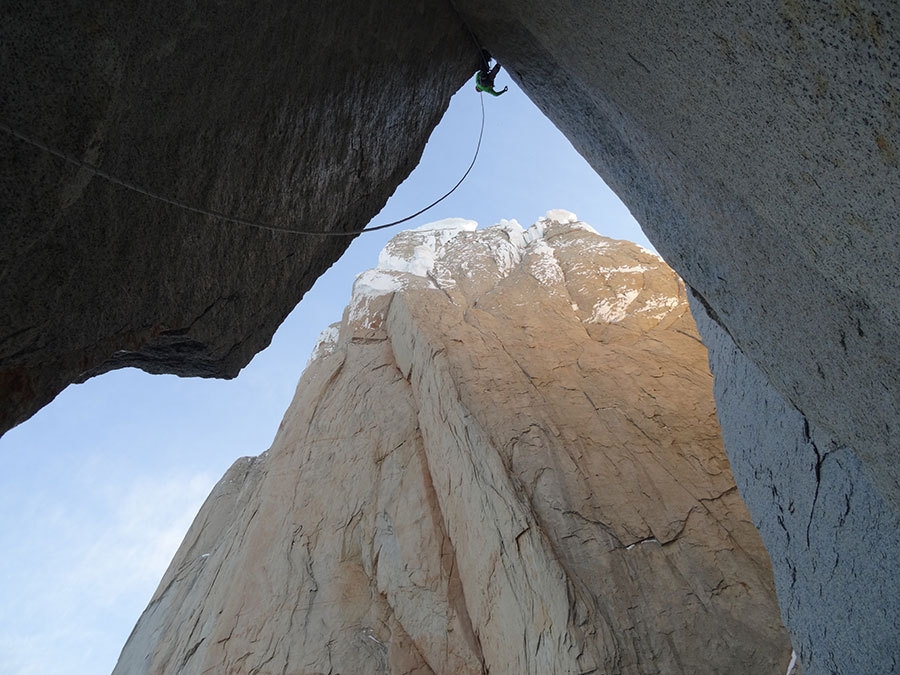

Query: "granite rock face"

xmin=0 ymin=0 xmax=475 ymax=434
xmin=690 ymin=294 xmax=900 ymax=675
xmin=115 ymin=213 xmax=792 ymax=674
xmin=5 ymin=4 xmax=896 ymax=670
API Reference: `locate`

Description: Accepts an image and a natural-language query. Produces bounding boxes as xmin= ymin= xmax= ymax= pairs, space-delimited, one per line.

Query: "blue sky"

xmin=0 ymin=79 xmax=652 ymax=674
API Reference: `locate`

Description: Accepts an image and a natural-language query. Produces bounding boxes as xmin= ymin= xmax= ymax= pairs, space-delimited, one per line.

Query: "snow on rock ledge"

xmin=306 ymin=323 xmax=342 ymax=367
xmin=339 ymin=211 xmax=683 ymax=343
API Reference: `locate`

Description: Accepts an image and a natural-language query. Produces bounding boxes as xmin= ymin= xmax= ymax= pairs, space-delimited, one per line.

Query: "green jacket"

xmin=476 ymin=70 xmax=508 ymax=97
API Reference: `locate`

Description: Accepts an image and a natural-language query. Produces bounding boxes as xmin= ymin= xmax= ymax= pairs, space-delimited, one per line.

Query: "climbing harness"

xmin=0 ymin=93 xmax=485 ymax=237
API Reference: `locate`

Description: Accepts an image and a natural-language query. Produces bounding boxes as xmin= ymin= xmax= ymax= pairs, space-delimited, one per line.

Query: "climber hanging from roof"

xmin=475 ymin=49 xmax=508 ymax=97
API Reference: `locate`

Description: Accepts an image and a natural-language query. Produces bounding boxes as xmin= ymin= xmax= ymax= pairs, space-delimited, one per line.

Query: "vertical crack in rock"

xmin=690 ymin=290 xmax=900 ymax=675
xmin=116 ymin=214 xmax=792 ymax=674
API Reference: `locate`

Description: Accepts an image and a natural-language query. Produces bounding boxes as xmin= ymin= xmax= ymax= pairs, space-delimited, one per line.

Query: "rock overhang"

xmin=0 ymin=0 xmax=479 ymax=435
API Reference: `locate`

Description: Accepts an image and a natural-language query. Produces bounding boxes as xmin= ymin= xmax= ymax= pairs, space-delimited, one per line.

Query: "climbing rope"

xmin=0 ymin=93 xmax=485 ymax=237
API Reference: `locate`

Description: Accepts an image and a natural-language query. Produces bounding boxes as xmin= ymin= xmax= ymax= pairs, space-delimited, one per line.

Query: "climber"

xmin=475 ymin=54 xmax=508 ymax=97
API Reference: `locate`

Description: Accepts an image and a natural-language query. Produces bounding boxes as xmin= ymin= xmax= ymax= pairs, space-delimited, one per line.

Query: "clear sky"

xmin=0 ymin=78 xmax=652 ymax=674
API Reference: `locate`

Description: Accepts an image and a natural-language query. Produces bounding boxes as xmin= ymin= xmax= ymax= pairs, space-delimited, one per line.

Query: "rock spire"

xmin=116 ymin=213 xmax=792 ymax=674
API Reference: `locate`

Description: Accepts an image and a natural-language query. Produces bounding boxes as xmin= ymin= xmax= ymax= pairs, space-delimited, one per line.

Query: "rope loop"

xmin=0 ymin=93 xmax=485 ymax=237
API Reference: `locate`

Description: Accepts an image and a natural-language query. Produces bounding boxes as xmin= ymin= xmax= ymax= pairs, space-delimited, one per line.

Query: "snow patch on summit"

xmin=524 ymin=219 xmax=547 ymax=245
xmin=542 ymin=209 xmax=578 ymax=224
xmin=485 ymin=219 xmax=527 ymax=278
xmin=346 ymin=219 xmax=478 ymax=328
xmin=341 ymin=211 xmax=672 ymax=331
xmin=527 ymin=240 xmax=566 ymax=287
xmin=540 ymin=209 xmax=598 ymax=235
xmin=377 ymin=218 xmax=477 ymax=278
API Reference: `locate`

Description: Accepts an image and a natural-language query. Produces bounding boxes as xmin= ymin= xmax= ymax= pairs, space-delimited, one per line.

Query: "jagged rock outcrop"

xmin=0 ymin=0 xmax=475 ymax=434
xmin=115 ymin=213 xmax=792 ymax=674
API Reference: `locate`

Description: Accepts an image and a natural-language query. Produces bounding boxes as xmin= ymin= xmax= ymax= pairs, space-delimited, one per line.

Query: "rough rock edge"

xmin=690 ymin=290 xmax=900 ymax=674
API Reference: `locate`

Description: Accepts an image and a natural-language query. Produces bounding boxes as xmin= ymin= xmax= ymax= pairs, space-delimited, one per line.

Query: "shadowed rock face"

xmin=0 ymin=0 xmax=475 ymax=433
xmin=115 ymin=215 xmax=792 ymax=674
xmin=691 ymin=294 xmax=900 ymax=675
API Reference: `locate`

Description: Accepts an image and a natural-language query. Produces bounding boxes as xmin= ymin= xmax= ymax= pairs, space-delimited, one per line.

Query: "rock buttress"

xmin=115 ymin=215 xmax=792 ymax=674
xmin=0 ymin=0 xmax=476 ymax=435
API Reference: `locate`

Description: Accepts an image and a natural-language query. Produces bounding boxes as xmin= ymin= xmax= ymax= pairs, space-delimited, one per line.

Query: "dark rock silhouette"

xmin=0 ymin=1 xmax=475 ymax=433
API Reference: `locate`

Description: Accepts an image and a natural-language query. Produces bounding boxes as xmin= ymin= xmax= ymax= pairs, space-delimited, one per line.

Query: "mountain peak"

xmin=116 ymin=214 xmax=791 ymax=674
xmin=328 ymin=213 xmax=680 ymax=359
